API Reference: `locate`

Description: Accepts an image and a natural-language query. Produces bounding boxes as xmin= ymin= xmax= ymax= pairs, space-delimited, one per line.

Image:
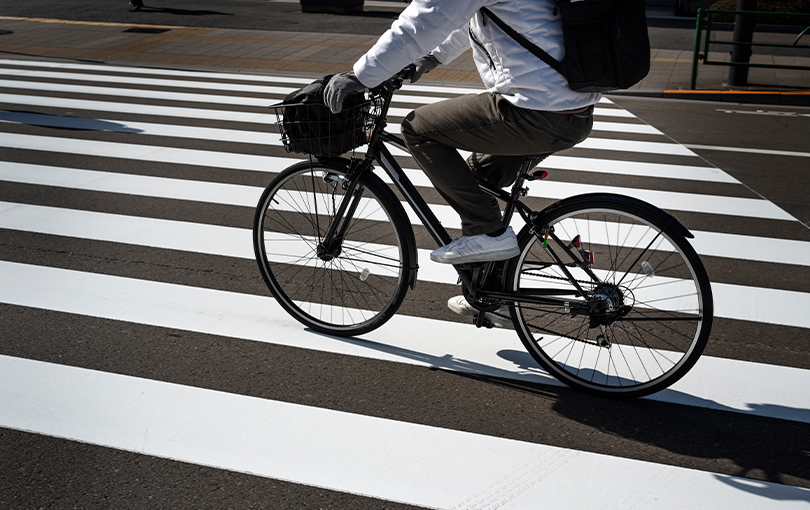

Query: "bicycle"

xmin=253 ymin=68 xmax=713 ymax=399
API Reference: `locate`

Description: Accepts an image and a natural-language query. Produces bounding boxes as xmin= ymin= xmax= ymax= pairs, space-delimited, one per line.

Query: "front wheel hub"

xmin=317 ymin=241 xmax=342 ymax=261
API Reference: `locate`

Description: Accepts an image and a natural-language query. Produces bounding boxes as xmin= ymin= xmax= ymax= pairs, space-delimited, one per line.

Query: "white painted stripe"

xmin=1 ymin=261 xmax=809 ymax=425
xmin=0 ymin=78 xmax=278 ymax=107
xmin=527 ymin=180 xmax=796 ymax=221
xmin=4 ymin=355 xmax=809 ymax=509
xmin=591 ymin=120 xmax=662 ymax=135
xmin=0 ymin=67 xmax=298 ymax=95
xmin=0 ymin=58 xmax=316 ymax=85
xmin=1 ymin=202 xmax=809 ymax=330
xmin=0 ymin=111 xmax=271 ymax=145
xmin=0 ymin=134 xmax=785 ymax=220
xmin=684 ymin=143 xmax=810 ymax=158
xmin=543 ymin=154 xmax=738 ymax=183
xmin=592 ymin=107 xmax=637 ymax=118
xmin=0 ymin=58 xmax=488 ymax=96
xmin=0 ymin=70 xmax=455 ymax=107
xmin=2 ymin=164 xmax=807 ymax=267
xmin=577 ymin=137 xmax=697 ymax=156
xmin=0 ymin=93 xmax=276 ymax=124
xmin=0 ymin=131 xmax=292 ymax=173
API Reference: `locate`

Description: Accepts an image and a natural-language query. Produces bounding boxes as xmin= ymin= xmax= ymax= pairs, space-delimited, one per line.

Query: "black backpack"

xmin=275 ymin=75 xmax=368 ymax=157
xmin=482 ymin=0 xmax=650 ymax=92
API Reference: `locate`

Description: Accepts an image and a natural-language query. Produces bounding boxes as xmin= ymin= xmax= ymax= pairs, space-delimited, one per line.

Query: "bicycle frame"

xmin=314 ymin=101 xmax=594 ymax=318
xmin=312 ymin=78 xmax=694 ymax=319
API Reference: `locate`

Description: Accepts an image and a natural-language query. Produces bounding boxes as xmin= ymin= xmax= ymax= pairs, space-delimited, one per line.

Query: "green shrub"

xmin=709 ymin=0 xmax=810 ymax=24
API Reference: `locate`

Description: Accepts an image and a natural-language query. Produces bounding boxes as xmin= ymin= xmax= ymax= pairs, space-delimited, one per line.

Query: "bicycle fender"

xmin=318 ymin=157 xmax=420 ymax=289
xmin=527 ymin=193 xmax=694 ymax=239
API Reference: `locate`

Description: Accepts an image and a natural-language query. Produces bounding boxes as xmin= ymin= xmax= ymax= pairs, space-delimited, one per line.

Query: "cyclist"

xmin=324 ymin=0 xmax=599 ymax=325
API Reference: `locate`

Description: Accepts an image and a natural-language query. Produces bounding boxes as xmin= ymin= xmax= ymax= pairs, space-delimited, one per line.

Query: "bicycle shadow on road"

xmin=305 ymin=327 xmax=559 ymax=386
xmin=496 ymin=348 xmax=810 ymax=501
xmin=306 ymin=329 xmax=810 ymax=498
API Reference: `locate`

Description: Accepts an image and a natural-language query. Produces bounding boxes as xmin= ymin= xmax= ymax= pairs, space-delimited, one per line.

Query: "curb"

xmin=609 ymin=89 xmax=810 ymax=107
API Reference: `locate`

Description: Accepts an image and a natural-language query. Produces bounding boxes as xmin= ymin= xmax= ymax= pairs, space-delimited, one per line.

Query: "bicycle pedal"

xmin=472 ymin=315 xmax=494 ymax=329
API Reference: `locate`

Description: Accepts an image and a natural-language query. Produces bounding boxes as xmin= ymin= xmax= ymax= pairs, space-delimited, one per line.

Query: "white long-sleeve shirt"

xmin=353 ymin=0 xmax=600 ymax=111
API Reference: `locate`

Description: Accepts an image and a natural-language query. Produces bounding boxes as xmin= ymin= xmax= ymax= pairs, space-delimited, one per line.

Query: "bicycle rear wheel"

xmin=253 ymin=159 xmax=413 ymax=336
xmin=506 ymin=197 xmax=713 ymax=398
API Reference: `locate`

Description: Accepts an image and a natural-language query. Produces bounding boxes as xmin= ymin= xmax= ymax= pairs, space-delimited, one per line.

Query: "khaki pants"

xmin=401 ymin=93 xmax=593 ymax=236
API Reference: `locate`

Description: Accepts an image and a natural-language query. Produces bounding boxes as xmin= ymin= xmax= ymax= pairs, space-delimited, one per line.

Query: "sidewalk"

xmin=1 ymin=14 xmax=808 ymax=105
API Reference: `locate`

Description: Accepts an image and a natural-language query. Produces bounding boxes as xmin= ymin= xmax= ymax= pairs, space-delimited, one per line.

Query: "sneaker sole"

xmin=430 ymin=247 xmax=520 ymax=264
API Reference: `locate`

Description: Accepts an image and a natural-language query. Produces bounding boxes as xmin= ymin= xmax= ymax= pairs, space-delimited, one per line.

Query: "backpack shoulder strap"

xmin=480 ymin=7 xmax=568 ymax=79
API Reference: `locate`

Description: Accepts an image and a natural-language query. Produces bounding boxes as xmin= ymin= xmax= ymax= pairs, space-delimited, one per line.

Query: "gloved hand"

xmin=410 ymin=54 xmax=441 ymax=83
xmin=324 ymin=72 xmax=366 ymax=114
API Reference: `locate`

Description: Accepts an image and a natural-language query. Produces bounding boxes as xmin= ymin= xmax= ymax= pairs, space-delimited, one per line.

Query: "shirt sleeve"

xmin=431 ymin=27 xmax=471 ymax=64
xmin=353 ymin=0 xmax=488 ymax=87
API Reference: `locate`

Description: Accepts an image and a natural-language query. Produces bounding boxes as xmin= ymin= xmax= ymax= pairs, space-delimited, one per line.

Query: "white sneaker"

xmin=430 ymin=227 xmax=519 ymax=264
xmin=447 ymin=295 xmax=513 ymax=329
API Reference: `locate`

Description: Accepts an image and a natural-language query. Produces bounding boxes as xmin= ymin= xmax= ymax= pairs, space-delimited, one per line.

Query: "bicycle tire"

xmin=506 ymin=196 xmax=713 ymax=398
xmin=253 ymin=159 xmax=414 ymax=337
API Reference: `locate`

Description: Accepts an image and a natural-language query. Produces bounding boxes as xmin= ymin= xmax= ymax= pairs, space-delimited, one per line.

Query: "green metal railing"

xmin=690 ymin=8 xmax=810 ymax=89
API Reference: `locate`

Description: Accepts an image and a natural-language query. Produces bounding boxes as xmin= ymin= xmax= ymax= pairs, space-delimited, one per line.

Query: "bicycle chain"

xmin=487 ymin=309 xmax=600 ymax=347
xmin=521 ymin=270 xmax=596 ymax=288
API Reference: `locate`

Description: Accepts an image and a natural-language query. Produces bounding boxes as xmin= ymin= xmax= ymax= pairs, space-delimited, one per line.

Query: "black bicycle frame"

xmin=366 ymin=131 xmax=591 ymax=313
xmin=316 ymin=84 xmax=596 ymax=314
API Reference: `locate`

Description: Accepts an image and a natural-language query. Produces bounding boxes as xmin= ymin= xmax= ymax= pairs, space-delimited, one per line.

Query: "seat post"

xmin=501 ymin=154 xmax=550 ymax=227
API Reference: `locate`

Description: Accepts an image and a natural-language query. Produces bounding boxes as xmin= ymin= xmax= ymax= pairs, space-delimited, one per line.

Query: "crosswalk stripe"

xmin=1 ymin=202 xmax=809 ymax=329
xmin=0 ymin=69 xmax=476 ymax=106
xmin=541 ymin=155 xmax=738 ymax=183
xmin=4 ymin=355 xmax=807 ymax=509
xmin=2 ymin=165 xmax=808 ymax=266
xmin=0 ymin=57 xmax=484 ymax=95
xmin=0 ymin=108 xmax=660 ymax=139
xmin=1 ymin=261 xmax=809 ymax=424
xmin=0 ymin=133 xmax=788 ymax=220
xmin=0 ymin=92 xmax=276 ymax=124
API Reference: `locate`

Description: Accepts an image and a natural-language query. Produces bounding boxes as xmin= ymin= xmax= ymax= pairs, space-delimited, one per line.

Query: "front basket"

xmin=270 ymin=98 xmax=380 ymax=157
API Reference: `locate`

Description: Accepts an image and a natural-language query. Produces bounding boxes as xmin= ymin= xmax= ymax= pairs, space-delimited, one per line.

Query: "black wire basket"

xmin=270 ymin=94 xmax=382 ymax=157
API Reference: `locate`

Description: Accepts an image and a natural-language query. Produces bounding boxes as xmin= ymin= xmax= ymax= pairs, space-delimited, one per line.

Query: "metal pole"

xmin=728 ymin=0 xmax=757 ymax=85
xmin=691 ymin=8 xmax=705 ymax=89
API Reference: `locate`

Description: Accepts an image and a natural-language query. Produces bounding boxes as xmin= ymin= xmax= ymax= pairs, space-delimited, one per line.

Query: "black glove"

xmin=324 ymin=72 xmax=366 ymax=114
xmin=410 ymin=54 xmax=441 ymax=83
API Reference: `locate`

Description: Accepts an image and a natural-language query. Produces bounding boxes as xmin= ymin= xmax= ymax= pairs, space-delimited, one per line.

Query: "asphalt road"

xmin=1 ymin=1 xmax=810 ymax=508
xmin=1 ymin=58 xmax=809 ymax=508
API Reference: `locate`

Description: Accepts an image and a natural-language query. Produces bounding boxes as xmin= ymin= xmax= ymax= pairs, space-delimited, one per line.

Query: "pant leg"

xmin=401 ymin=92 xmax=593 ymax=236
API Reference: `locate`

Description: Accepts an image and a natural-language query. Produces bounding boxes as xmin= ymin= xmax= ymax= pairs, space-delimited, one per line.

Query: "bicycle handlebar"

xmin=369 ymin=64 xmax=417 ymax=96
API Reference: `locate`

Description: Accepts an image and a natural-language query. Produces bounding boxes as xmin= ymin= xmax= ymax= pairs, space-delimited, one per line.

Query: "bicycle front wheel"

xmin=253 ymin=159 xmax=413 ymax=337
xmin=506 ymin=197 xmax=713 ymax=398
